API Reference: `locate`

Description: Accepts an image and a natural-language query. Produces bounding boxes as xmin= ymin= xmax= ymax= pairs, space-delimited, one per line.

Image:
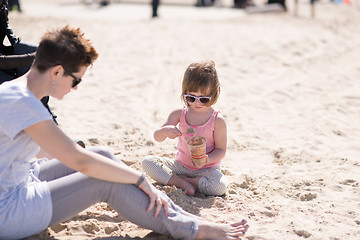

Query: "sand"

xmin=7 ymin=0 xmax=360 ymax=239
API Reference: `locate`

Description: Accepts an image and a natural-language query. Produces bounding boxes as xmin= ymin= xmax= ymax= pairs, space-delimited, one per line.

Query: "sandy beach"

xmin=7 ymin=0 xmax=360 ymax=239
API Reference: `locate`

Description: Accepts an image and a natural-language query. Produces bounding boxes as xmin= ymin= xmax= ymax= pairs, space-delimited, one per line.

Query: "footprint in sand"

xmin=88 ymin=137 xmax=100 ymax=145
xmin=105 ymin=224 xmax=120 ymax=234
xmin=339 ymin=179 xmax=359 ymax=187
xmin=294 ymin=229 xmax=311 ymax=238
xmin=50 ymin=223 xmax=67 ymax=234
xmin=82 ymin=220 xmax=101 ymax=234
xmin=299 ymin=192 xmax=317 ymax=201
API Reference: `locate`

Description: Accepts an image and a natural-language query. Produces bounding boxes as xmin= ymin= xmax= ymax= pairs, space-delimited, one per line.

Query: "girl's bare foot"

xmin=168 ymin=175 xmax=196 ymax=195
xmin=178 ymin=175 xmax=201 ymax=191
xmin=195 ymin=220 xmax=249 ymax=240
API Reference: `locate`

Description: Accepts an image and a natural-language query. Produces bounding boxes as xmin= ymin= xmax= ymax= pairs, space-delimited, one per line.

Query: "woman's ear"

xmin=50 ymin=65 xmax=65 ymax=79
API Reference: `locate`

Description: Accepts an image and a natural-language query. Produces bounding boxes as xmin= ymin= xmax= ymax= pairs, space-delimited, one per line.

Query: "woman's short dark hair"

xmin=33 ymin=25 xmax=98 ymax=74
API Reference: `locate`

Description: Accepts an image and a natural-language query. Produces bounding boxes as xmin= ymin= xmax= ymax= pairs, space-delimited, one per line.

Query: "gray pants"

xmin=142 ymin=155 xmax=227 ymax=196
xmin=38 ymin=147 xmax=198 ymax=240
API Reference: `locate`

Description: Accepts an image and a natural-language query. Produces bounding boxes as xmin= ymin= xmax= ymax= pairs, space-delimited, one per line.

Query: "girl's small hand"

xmin=138 ymin=178 xmax=169 ymax=218
xmin=164 ymin=126 xmax=182 ymax=139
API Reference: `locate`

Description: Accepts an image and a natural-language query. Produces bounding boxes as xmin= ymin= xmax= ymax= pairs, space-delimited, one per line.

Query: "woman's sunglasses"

xmin=184 ymin=94 xmax=212 ymax=104
xmin=64 ymin=69 xmax=82 ymax=88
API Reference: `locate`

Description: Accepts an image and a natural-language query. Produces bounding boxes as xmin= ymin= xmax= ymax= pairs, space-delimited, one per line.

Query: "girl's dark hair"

xmin=181 ymin=60 xmax=220 ymax=106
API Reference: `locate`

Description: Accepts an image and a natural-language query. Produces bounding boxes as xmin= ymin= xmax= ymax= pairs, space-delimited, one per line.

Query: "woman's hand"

xmin=138 ymin=178 xmax=169 ymax=218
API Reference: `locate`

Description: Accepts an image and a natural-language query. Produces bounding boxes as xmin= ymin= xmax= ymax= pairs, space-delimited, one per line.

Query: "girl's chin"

xmin=191 ymin=107 xmax=207 ymax=112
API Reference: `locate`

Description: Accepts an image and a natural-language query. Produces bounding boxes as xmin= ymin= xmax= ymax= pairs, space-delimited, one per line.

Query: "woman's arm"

xmin=153 ymin=109 xmax=182 ymax=142
xmin=36 ymin=148 xmax=54 ymax=160
xmin=25 ymin=119 xmax=169 ymax=217
xmin=25 ymin=120 xmax=141 ymax=183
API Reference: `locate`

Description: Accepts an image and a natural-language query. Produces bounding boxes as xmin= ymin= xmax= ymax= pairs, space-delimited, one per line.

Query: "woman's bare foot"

xmin=168 ymin=175 xmax=196 ymax=195
xmin=195 ymin=220 xmax=249 ymax=240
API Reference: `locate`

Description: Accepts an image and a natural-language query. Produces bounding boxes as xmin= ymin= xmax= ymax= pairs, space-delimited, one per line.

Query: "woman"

xmin=0 ymin=26 xmax=249 ymax=240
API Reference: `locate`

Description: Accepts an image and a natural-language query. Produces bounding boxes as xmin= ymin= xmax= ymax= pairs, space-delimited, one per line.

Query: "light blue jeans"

xmin=38 ymin=147 xmax=198 ymax=240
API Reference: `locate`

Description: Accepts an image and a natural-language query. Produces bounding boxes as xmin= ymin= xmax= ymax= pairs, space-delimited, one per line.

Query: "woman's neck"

xmin=26 ymin=69 xmax=48 ymax=100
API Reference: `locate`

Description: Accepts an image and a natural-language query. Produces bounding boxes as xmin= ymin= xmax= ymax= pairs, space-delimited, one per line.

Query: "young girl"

xmin=142 ymin=60 xmax=227 ymax=196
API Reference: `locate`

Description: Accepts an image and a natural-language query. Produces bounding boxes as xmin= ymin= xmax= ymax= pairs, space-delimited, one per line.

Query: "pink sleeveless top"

xmin=175 ymin=107 xmax=221 ymax=170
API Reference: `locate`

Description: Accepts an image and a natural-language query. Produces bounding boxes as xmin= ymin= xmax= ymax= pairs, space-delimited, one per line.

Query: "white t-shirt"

xmin=0 ymin=81 xmax=53 ymax=239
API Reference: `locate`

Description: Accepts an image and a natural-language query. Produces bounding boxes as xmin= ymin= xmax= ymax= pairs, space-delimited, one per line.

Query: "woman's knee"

xmin=87 ymin=146 xmax=114 ymax=159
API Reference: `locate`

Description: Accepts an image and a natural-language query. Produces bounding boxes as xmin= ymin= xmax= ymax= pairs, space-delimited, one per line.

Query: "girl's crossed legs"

xmin=142 ymin=155 xmax=227 ymax=196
